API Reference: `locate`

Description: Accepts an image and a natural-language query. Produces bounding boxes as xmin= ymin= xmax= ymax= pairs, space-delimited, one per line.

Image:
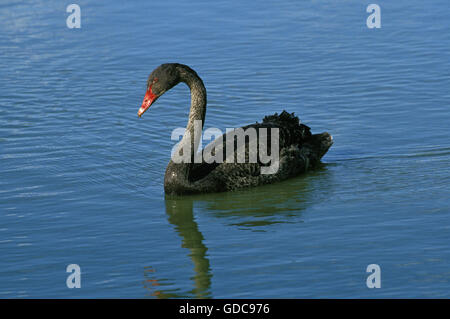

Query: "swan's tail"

xmin=309 ymin=132 xmax=333 ymax=160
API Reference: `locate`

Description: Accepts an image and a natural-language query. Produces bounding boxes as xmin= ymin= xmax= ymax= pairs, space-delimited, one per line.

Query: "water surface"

xmin=1 ymin=0 xmax=449 ymax=298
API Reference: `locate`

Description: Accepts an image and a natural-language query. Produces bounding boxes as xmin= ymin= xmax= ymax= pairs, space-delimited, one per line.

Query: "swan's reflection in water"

xmin=198 ymin=166 xmax=331 ymax=229
xmin=143 ymin=198 xmax=212 ymax=298
xmin=143 ymin=166 xmax=331 ymax=298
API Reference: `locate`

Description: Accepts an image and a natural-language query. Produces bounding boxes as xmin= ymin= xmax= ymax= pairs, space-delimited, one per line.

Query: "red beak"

xmin=138 ymin=86 xmax=157 ymax=117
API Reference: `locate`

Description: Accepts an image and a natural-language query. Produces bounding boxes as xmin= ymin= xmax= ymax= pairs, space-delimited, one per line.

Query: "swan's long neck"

xmin=177 ymin=66 xmax=207 ymax=163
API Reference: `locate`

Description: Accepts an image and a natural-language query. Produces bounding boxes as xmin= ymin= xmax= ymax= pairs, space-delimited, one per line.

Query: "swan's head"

xmin=138 ymin=64 xmax=180 ymax=117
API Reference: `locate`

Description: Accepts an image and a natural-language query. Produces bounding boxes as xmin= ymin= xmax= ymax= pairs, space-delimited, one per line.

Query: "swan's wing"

xmin=189 ymin=111 xmax=316 ymax=182
xmin=189 ymin=120 xmax=298 ymax=182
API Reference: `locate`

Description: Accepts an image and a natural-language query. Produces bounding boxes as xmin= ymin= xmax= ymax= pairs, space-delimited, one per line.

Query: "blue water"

xmin=1 ymin=0 xmax=449 ymax=298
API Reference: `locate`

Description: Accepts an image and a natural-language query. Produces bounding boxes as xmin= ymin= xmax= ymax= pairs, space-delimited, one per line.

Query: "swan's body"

xmin=138 ymin=63 xmax=333 ymax=195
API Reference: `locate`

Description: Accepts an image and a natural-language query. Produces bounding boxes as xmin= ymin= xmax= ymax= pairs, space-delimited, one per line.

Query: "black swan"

xmin=138 ymin=63 xmax=333 ymax=195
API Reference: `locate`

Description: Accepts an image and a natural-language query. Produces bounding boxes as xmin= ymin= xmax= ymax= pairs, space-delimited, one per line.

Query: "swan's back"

xmin=165 ymin=111 xmax=333 ymax=194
